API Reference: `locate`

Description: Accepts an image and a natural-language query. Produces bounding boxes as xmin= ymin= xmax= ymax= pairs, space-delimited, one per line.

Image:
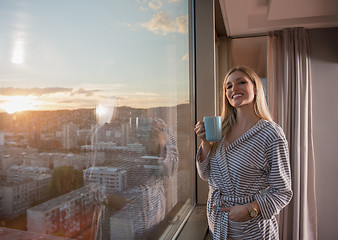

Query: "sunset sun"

xmin=1 ymin=96 xmax=40 ymax=114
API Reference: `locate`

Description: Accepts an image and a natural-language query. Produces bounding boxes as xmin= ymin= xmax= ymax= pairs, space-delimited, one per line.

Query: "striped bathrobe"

xmin=197 ymin=119 xmax=293 ymax=240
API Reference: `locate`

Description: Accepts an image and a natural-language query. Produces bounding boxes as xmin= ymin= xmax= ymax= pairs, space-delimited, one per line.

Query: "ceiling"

xmin=216 ymin=0 xmax=338 ymax=37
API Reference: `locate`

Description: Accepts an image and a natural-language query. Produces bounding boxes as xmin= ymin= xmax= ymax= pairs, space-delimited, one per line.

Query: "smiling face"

xmin=225 ymin=70 xmax=256 ymax=109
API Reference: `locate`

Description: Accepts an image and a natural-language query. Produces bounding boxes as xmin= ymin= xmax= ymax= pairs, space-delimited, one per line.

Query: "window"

xmin=0 ymin=1 xmax=194 ymax=239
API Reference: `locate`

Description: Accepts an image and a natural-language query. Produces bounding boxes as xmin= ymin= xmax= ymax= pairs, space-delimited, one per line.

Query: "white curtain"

xmin=267 ymin=28 xmax=317 ymax=240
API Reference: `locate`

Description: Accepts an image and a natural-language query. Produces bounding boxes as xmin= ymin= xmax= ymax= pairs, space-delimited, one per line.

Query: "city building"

xmin=107 ymin=180 xmax=166 ymax=240
xmin=62 ymin=122 xmax=79 ymax=149
xmin=28 ymin=122 xmax=41 ymax=148
xmin=51 ymin=152 xmax=100 ymax=170
xmin=83 ymin=167 xmax=127 ymax=194
xmin=1 ymin=174 xmax=51 ymax=218
xmin=27 ymin=185 xmax=101 ymax=237
xmin=0 ymin=131 xmax=4 ymax=146
xmin=6 ymin=165 xmax=50 ymax=182
xmin=81 ymin=142 xmax=144 ymax=153
xmin=0 ymin=146 xmax=32 ymax=171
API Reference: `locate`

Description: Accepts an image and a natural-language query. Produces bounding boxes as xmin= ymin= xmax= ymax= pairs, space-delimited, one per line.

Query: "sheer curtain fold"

xmin=267 ymin=28 xmax=317 ymax=240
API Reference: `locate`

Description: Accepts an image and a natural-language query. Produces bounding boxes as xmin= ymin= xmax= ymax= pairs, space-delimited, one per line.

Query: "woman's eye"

xmin=226 ymin=85 xmax=232 ymax=89
xmin=240 ymin=81 xmax=246 ymax=84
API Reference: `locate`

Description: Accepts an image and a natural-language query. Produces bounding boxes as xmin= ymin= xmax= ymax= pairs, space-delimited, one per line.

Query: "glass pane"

xmin=0 ymin=1 xmax=193 ymax=239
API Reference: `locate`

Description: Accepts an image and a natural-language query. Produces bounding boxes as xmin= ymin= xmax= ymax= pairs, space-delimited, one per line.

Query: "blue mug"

xmin=204 ymin=116 xmax=222 ymax=142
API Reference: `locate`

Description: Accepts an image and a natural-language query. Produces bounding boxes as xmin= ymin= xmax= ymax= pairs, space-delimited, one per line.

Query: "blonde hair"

xmin=221 ymin=66 xmax=272 ymax=135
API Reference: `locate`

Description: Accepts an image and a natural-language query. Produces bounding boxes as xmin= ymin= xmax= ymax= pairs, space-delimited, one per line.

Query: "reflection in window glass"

xmin=0 ymin=1 xmax=193 ymax=239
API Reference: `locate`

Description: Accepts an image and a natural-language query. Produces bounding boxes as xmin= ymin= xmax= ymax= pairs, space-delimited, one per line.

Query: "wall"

xmin=309 ymin=27 xmax=338 ymax=240
xmin=195 ymin=0 xmax=216 ymax=205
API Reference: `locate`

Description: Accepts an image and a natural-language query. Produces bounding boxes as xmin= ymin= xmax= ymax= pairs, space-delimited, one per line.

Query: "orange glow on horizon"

xmin=0 ymin=96 xmax=40 ymax=114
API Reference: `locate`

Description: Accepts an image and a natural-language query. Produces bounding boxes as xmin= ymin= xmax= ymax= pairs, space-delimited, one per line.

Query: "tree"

xmin=47 ymin=166 xmax=84 ymax=199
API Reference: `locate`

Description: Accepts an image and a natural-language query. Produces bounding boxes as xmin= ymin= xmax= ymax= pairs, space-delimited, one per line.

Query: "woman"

xmin=194 ymin=66 xmax=293 ymax=239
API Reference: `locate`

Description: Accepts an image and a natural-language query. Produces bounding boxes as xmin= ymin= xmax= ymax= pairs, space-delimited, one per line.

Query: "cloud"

xmin=149 ymin=0 xmax=163 ymax=10
xmin=0 ymin=87 xmax=72 ymax=96
xmin=176 ymin=15 xmax=188 ymax=34
xmin=57 ymin=98 xmax=97 ymax=105
xmin=139 ymin=6 xmax=148 ymax=11
xmin=140 ymin=12 xmax=187 ymax=35
xmin=169 ymin=0 xmax=182 ymax=2
xmin=70 ymin=88 xmax=99 ymax=97
xmin=0 ymin=87 xmax=101 ymax=97
xmin=140 ymin=12 xmax=175 ymax=35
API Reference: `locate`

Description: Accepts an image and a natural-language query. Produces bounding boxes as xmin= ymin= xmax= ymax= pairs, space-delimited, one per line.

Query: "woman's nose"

xmin=232 ymin=83 xmax=238 ymax=91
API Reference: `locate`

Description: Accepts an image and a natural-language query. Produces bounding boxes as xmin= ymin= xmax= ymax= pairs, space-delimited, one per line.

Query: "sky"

xmin=0 ymin=0 xmax=189 ymax=113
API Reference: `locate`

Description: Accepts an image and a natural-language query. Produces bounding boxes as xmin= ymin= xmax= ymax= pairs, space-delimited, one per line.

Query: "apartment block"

xmin=83 ymin=166 xmax=127 ymax=194
xmin=6 ymin=165 xmax=50 ymax=182
xmin=27 ymin=185 xmax=101 ymax=237
xmin=62 ymin=122 xmax=79 ymax=149
xmin=1 ymin=174 xmax=51 ymax=218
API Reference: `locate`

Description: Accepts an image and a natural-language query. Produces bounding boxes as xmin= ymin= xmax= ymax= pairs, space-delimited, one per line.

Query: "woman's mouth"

xmin=232 ymin=93 xmax=243 ymax=99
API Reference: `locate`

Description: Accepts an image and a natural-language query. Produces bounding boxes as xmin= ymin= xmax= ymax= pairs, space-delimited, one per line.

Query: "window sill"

xmin=176 ymin=205 xmax=208 ymax=240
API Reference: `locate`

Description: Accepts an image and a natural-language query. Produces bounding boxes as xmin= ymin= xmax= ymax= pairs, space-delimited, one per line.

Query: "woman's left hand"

xmin=220 ymin=204 xmax=249 ymax=222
